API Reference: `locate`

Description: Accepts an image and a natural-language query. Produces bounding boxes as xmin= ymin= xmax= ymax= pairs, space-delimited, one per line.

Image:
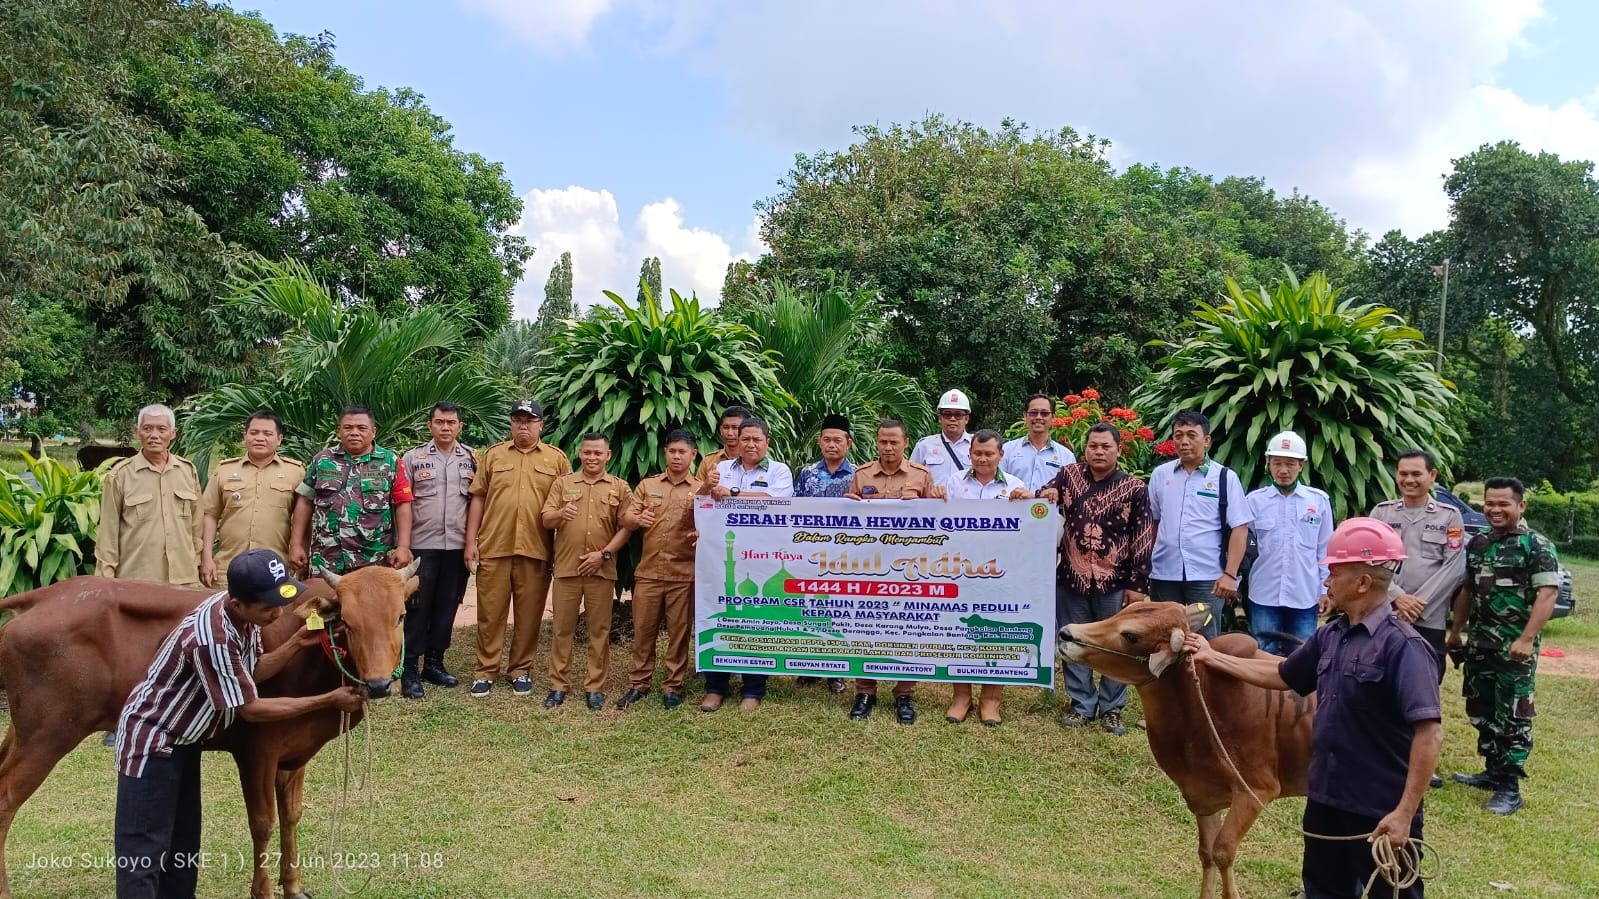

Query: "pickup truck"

xmin=1436 ymin=488 xmax=1577 ymax=619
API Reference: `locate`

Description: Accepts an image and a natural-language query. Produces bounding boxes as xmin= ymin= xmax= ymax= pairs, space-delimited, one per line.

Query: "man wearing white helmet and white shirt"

xmin=910 ymin=388 xmax=973 ymax=485
xmin=1001 ymin=393 xmax=1076 ymax=493
xmin=1244 ymin=430 xmax=1334 ymax=655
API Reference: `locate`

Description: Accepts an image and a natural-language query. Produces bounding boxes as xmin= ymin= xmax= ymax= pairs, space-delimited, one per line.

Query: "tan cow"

xmin=1058 ymin=602 xmax=1314 ymax=899
xmin=0 ymin=563 xmax=416 ymax=899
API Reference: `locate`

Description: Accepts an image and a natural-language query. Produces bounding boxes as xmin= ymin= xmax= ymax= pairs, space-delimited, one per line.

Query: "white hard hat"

xmin=937 ymin=388 xmax=971 ymax=412
xmin=1265 ymin=430 xmax=1308 ymax=460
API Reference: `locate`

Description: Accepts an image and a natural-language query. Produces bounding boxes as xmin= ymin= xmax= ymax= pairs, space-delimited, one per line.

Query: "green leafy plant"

xmin=723 ymin=280 xmax=934 ymax=464
xmin=1134 ymin=270 xmax=1460 ymax=517
xmin=0 ymin=453 xmax=111 ymax=596
xmin=1001 ymin=387 xmax=1172 ymax=478
xmin=178 ymin=259 xmax=515 ymax=473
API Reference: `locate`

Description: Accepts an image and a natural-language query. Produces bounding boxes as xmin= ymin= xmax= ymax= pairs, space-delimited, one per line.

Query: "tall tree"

xmin=539 ymin=252 xmax=575 ymax=327
xmin=635 ymin=257 xmax=663 ymax=308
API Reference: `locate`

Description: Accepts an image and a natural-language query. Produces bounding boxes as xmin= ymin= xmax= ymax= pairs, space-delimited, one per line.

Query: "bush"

xmin=1560 ymin=535 xmax=1599 ymax=560
xmin=1524 ymin=490 xmax=1599 ymax=541
xmin=0 ymin=453 xmax=110 ymax=596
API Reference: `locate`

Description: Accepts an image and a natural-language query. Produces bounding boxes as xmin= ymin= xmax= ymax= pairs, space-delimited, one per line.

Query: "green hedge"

xmin=1561 ymin=535 xmax=1599 ymax=561
xmin=1524 ymin=490 xmax=1599 ymax=540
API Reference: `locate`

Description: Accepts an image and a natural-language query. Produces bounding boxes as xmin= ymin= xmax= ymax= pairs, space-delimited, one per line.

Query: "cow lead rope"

xmin=1181 ymin=653 xmax=1441 ymax=899
xmin=322 ymin=704 xmax=377 ymax=895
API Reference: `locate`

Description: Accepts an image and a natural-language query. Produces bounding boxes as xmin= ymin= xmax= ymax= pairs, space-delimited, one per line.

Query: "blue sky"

xmin=247 ymin=0 xmax=1599 ymax=317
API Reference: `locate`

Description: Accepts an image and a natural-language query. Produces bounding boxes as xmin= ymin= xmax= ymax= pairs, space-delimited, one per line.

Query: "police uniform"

xmin=96 ymin=452 xmax=204 ymax=585
xmin=623 ymin=470 xmax=702 ymax=700
xmin=542 ymin=470 xmax=633 ymax=700
xmin=1245 ymin=482 xmax=1333 ymax=654
xmin=201 ymin=454 xmax=304 ymax=573
xmin=1461 ymin=523 xmax=1560 ymax=789
xmin=400 ymin=440 xmax=478 ymax=687
xmin=999 ymin=436 xmax=1075 ymax=494
xmin=1369 ymin=497 xmax=1466 ymax=678
xmin=469 ymin=439 xmax=570 ymax=684
xmin=294 ymin=445 xmax=413 ymax=574
xmin=909 ymin=431 xmax=970 ymax=486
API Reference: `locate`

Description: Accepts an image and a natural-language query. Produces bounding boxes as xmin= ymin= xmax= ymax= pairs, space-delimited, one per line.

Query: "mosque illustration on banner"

xmin=712 ymin=531 xmax=844 ymax=637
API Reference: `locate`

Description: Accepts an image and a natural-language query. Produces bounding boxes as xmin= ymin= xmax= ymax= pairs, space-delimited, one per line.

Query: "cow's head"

xmin=1058 ymin=602 xmax=1208 ymax=685
xmin=301 ymin=560 xmax=420 ymax=698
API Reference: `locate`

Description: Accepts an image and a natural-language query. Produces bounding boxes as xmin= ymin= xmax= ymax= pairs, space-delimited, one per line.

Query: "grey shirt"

xmin=402 ymin=441 xmax=477 ymax=550
xmin=1369 ymin=498 xmax=1467 ymax=630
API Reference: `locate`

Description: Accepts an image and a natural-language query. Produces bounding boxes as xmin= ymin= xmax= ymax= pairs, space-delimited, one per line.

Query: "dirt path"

xmin=1535 ymin=646 xmax=1599 ymax=679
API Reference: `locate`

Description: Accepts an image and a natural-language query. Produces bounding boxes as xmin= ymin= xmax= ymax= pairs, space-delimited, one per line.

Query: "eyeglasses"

xmin=1024 ymin=410 xmax=1052 ymax=417
xmin=938 ymin=411 xmax=968 ymax=419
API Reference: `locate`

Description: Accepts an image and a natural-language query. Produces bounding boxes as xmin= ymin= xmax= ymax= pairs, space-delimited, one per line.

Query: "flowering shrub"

xmin=1005 ymin=389 xmax=1174 ymax=479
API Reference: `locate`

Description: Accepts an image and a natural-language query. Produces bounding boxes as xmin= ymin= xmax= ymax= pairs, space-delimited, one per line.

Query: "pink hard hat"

xmin=1320 ymin=517 xmax=1407 ymax=567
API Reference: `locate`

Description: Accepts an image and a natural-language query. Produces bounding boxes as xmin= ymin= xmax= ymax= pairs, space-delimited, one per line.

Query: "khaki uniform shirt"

xmin=1370 ymin=497 xmax=1467 ymax=630
xmin=543 ymin=472 xmax=632 ymax=579
xmin=402 ymin=441 xmax=477 ymax=550
xmin=96 ymin=453 xmax=203 ymax=585
xmin=470 ymin=441 xmax=570 ymax=561
xmin=628 ymin=471 xmax=702 ymax=582
xmin=201 ymin=454 xmax=304 ymax=570
xmin=848 ymin=459 xmax=937 ymax=499
xmin=697 ymin=448 xmax=731 ymax=481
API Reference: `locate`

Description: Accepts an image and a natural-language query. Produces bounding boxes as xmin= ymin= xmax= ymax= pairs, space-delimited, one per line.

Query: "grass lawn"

xmin=5 ymin=584 xmax=1599 ymax=898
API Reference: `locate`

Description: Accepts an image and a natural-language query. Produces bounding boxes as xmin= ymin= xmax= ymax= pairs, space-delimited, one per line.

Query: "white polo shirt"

xmin=943 ymin=468 xmax=1026 ymax=500
xmin=716 ymin=457 xmax=794 ymax=497
xmin=1148 ymin=458 xmax=1252 ymax=582
xmin=999 ymin=436 xmax=1076 ymax=494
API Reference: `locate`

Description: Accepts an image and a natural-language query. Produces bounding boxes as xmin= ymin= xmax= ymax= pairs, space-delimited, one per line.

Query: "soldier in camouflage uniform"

xmin=1446 ymin=476 xmax=1561 ymax=816
xmin=288 ymin=405 xmax=415 ymax=576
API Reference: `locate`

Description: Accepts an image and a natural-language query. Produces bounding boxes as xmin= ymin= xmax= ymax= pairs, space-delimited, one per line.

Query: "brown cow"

xmin=0 ymin=563 xmax=417 ymax=899
xmin=1058 ymin=602 xmax=1314 ymax=899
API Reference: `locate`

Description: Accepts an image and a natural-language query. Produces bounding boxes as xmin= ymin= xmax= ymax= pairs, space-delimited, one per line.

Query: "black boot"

xmin=1486 ymin=780 xmax=1524 ymax=815
xmin=400 ymin=658 xmax=425 ymax=699
xmin=422 ymin=656 xmax=459 ymax=688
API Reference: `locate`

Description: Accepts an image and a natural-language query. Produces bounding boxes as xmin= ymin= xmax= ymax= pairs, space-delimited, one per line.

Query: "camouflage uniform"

xmin=1462 ymin=523 xmax=1561 ymax=783
xmin=295 ymin=445 xmax=413 ymax=574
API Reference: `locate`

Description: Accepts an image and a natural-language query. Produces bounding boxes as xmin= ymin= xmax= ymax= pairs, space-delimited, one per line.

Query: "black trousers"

xmin=406 ymin=548 xmax=469 ymax=663
xmin=1414 ymin=625 xmax=1447 ymax=684
xmin=115 ymin=743 xmax=202 ymax=899
xmin=1301 ymin=799 xmax=1424 ymax=899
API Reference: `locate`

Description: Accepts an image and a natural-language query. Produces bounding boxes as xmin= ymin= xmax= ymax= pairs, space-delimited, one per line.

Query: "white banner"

xmin=694 ymin=496 xmax=1058 ymax=686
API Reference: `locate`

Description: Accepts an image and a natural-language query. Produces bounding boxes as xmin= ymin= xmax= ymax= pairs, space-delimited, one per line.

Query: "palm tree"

xmin=724 ymin=280 xmax=935 ymax=465
xmin=481 ymin=319 xmax=543 ymax=389
xmin=178 ymin=260 xmax=513 ymax=473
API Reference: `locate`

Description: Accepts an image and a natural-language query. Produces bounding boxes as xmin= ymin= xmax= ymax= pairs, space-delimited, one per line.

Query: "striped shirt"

xmin=116 ymin=592 xmax=261 ymax=777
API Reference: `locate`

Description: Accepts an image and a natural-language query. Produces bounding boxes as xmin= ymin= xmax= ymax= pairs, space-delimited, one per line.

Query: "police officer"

xmin=1000 ymin=393 xmax=1075 ymax=493
xmin=1244 ymin=431 xmax=1333 ymax=655
xmin=96 ymin=403 xmax=204 ymax=586
xmin=397 ymin=402 xmax=478 ymax=699
xmin=1369 ymin=449 xmax=1466 ymax=679
xmin=288 ymin=404 xmax=415 ymax=576
xmin=200 ymin=410 xmax=303 ymax=588
xmin=1446 ymin=476 xmax=1560 ymax=816
xmin=909 ymin=388 xmax=973 ymax=486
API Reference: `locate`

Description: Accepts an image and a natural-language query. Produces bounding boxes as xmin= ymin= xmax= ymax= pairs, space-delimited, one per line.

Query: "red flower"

xmin=1071 ymin=407 xmax=1092 ymax=420
xmin=1119 ymin=430 xmax=1135 ymax=443
xmin=1063 ymin=394 xmax=1084 ymax=405
xmin=1115 ymin=408 xmax=1138 ymax=421
xmin=1100 ymin=414 xmax=1109 ymax=422
xmin=1082 ymin=388 xmax=1100 ymax=400
xmin=1136 ymin=427 xmax=1155 ymax=440
xmin=1154 ymin=439 xmax=1177 ymax=456
xmin=1051 ymin=416 xmax=1069 ymax=428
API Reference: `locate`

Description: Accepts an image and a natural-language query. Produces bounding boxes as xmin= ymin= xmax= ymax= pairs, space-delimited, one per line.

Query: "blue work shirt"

xmin=1278 ymin=609 xmax=1442 ymax=818
xmin=1148 ymin=458 xmax=1251 ymax=582
xmin=1000 ymin=436 xmax=1076 ymax=494
xmin=794 ymin=458 xmax=856 ymax=498
xmin=1244 ymin=483 xmax=1334 ymax=609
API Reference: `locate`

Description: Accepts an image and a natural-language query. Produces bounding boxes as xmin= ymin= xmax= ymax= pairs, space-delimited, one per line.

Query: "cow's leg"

xmin=277 ymin=766 xmax=311 ymax=899
xmin=1213 ymin=796 xmax=1270 ymax=899
xmin=1195 ymin=812 xmax=1222 ymax=899
xmin=236 ymin=754 xmax=280 ymax=899
xmin=0 ymin=727 xmax=82 ymax=899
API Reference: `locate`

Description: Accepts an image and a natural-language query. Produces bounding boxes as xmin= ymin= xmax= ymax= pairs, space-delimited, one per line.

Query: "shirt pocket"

xmin=173 ymin=488 xmax=199 ymax=521
xmin=1296 ymin=516 xmax=1322 ymax=549
xmin=1345 ymin=661 xmax=1388 ymax=708
xmin=1420 ymin=528 xmax=1448 ymax=561
xmin=266 ymin=480 xmax=295 ymax=513
xmin=122 ymin=491 xmax=156 ymax=524
xmin=410 ymin=470 xmax=440 ymax=498
xmin=357 ymin=477 xmax=391 ymax=513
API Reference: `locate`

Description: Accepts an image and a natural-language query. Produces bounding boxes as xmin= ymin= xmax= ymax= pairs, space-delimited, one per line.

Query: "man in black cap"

xmin=113 ymin=549 xmax=363 ymax=899
xmin=793 ymin=413 xmax=856 ymax=694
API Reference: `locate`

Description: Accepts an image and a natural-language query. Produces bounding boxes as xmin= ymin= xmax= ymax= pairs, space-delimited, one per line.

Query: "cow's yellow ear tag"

xmin=305 ymin=611 xmax=326 ymax=631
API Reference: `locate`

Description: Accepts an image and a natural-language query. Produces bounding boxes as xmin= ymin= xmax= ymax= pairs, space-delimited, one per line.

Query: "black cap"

xmin=226 ymin=549 xmax=307 ymax=607
xmin=820 ymin=414 xmax=850 ymax=434
xmin=511 ymin=398 xmax=544 ymax=418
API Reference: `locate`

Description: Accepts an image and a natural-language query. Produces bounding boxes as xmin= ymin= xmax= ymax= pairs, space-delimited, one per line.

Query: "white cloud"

xmin=458 ymin=0 xmax=615 ymax=52
xmin=508 ymin=187 xmax=761 ymax=318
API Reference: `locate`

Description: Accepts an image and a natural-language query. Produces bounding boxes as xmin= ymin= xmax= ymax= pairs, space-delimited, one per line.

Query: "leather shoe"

xmin=827 ymin=677 xmax=847 ymax=694
xmin=1453 ymin=771 xmax=1497 ymax=790
xmin=421 ymin=659 xmax=459 ymax=688
xmin=1429 ymin=774 xmax=1444 ymax=789
xmin=1486 ymin=787 xmax=1524 ymax=815
xmin=543 ymin=690 xmax=567 ymax=709
xmin=400 ymin=673 xmax=425 ymax=700
xmin=615 ymin=688 xmax=648 ymax=709
xmin=894 ymin=695 xmax=917 ymax=725
xmin=700 ymin=693 xmax=725 ymax=712
xmin=585 ymin=692 xmax=605 ymax=710
xmin=662 ymin=691 xmax=684 ymax=710
xmin=848 ymin=693 xmax=876 ymax=720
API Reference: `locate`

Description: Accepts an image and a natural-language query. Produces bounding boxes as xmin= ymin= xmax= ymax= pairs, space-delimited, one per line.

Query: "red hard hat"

xmin=1320 ymin=517 xmax=1407 ymax=567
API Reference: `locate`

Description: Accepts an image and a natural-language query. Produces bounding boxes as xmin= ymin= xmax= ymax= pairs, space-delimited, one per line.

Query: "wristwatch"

xmin=730 ymin=488 xmax=741 ymax=497
xmin=601 ymin=550 xmax=613 ymax=562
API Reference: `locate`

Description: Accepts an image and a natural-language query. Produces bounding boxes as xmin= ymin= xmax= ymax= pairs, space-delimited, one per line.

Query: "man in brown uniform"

xmin=96 ymin=403 xmax=203 ymax=586
xmin=200 ymin=410 xmax=303 ymax=588
xmin=844 ymin=418 xmax=945 ymax=724
xmin=617 ymin=428 xmax=701 ymax=710
xmin=696 ymin=405 xmax=750 ymax=481
xmin=541 ymin=432 xmax=634 ymax=710
xmin=463 ymin=398 xmax=570 ymax=699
